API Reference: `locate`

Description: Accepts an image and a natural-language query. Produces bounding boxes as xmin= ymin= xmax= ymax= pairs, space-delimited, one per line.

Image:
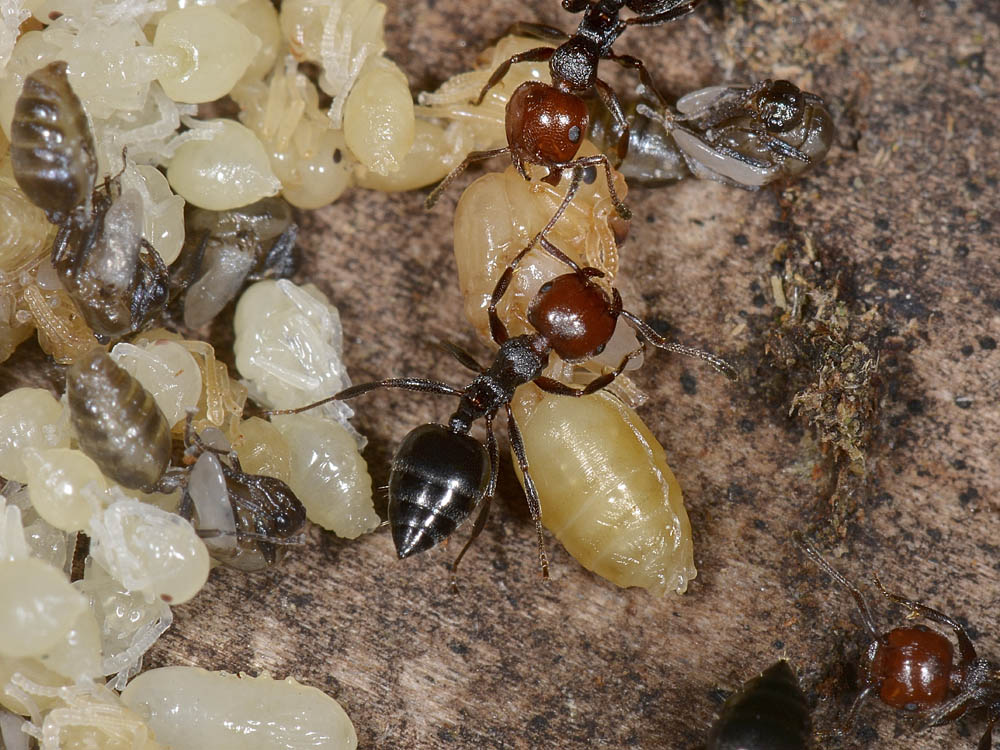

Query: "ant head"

xmin=505 ymin=81 xmax=589 ymax=167
xmin=527 ymin=271 xmax=617 ymax=362
xmin=253 ymin=474 xmax=306 ymax=536
xmin=751 ymin=80 xmax=805 ymax=132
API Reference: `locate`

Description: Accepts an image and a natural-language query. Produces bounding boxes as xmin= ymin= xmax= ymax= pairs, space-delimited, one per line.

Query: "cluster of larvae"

xmin=0 ymin=0 xmax=435 ymax=364
xmin=0 ymin=280 xmax=379 ymax=748
xmin=0 ymin=275 xmax=373 ymax=745
xmin=0 ymin=0 xmax=439 ymax=742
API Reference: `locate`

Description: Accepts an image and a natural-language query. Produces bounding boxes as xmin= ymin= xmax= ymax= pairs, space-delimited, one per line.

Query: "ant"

xmin=425 ymin=0 xmax=706 ymax=238
xmin=797 ymin=534 xmax=1000 ymax=749
xmin=176 ymin=415 xmax=307 ymax=572
xmin=270 ymin=231 xmax=733 ymax=586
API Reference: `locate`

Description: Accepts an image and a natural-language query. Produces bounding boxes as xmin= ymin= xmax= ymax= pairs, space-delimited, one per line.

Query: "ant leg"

xmin=177 ymin=490 xmax=194 ymax=521
xmin=503 ymin=22 xmax=568 ymax=42
xmin=793 ymin=532 xmax=880 ymax=639
xmin=921 ymin=691 xmax=980 ymax=729
xmin=977 ymin=712 xmax=998 ymax=750
xmin=506 ymin=404 xmax=550 ymax=580
xmin=594 ymin=78 xmax=631 ymax=165
xmin=624 ymin=0 xmax=706 ymax=27
xmin=475 ymin=47 xmax=555 ymax=105
xmin=562 ymin=152 xmax=631 ymax=219
xmin=264 ymin=378 xmax=464 ymax=417
xmin=872 ymin=573 xmax=979 ymax=664
xmin=836 ymin=685 xmax=875 ymax=739
xmin=711 ymin=124 xmax=812 ymax=163
xmin=425 ymin=147 xmax=510 ymax=210
xmin=621 ymin=309 xmax=737 ymax=379
xmin=528 ymin=164 xmax=586 ymax=252
xmin=196 ymin=527 xmax=305 ymax=546
xmin=534 ymin=346 xmax=643 ymax=397
xmin=758 ymin=132 xmax=812 ymax=162
xmin=431 ymin=340 xmax=485 ymax=373
xmin=450 ymin=416 xmax=500 ymax=591
xmin=536 ymin=235 xmax=586 ymax=273
xmin=606 ymin=52 xmax=667 ymax=108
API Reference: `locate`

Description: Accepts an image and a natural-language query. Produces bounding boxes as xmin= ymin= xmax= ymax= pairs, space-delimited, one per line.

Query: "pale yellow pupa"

xmin=510 ymin=384 xmax=696 ymax=595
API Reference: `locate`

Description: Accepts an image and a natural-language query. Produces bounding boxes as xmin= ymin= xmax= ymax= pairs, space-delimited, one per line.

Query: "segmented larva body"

xmin=453 ymin=154 xmax=642 ymax=389
xmin=21 ymin=277 xmax=96 ymax=364
xmin=510 ymin=385 xmax=695 ymax=595
xmin=10 ymin=61 xmax=96 ymax=224
xmin=417 ymin=35 xmax=553 ymax=153
xmin=453 ymin=149 xmax=626 ymax=341
xmin=66 ymin=348 xmax=171 ymax=492
xmin=707 ymin=660 xmax=811 ymax=750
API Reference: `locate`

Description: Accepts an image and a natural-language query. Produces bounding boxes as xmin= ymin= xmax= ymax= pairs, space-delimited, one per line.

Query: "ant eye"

xmin=582 ymin=166 xmax=597 ymax=184
xmin=567 ymin=125 xmax=581 ymax=143
xmin=594 ymin=342 xmax=606 ymax=355
xmin=539 ymin=281 xmax=553 ymax=294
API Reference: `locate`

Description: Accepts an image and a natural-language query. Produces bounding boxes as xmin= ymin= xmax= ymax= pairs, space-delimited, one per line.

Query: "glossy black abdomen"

xmin=388 ymin=423 xmax=490 ymax=559
xmin=707 ymin=660 xmax=811 ymax=750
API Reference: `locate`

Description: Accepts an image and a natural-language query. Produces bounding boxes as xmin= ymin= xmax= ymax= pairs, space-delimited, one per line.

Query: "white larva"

xmin=121 ymin=667 xmax=358 ymax=750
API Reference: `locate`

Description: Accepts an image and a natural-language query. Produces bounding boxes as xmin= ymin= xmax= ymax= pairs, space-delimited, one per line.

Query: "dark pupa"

xmin=66 ymin=348 xmax=172 ymax=491
xmin=707 ymin=660 xmax=811 ymax=750
xmin=10 ymin=60 xmax=97 ymax=225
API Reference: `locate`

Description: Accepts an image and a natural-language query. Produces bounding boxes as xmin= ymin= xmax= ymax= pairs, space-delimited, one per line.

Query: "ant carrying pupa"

xmin=268 ymin=232 xmax=734 ymax=587
xmin=425 ymin=0 xmax=707 ymax=238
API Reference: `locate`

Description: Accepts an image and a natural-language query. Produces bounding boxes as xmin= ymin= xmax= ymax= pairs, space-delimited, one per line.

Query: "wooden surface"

xmin=121 ymin=0 xmax=998 ymax=747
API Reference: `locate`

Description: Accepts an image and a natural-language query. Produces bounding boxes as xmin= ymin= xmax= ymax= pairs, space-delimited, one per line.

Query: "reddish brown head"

xmin=866 ymin=626 xmax=957 ymax=711
xmin=527 ymin=272 xmax=617 ymax=362
xmin=505 ymin=81 xmax=589 ymax=170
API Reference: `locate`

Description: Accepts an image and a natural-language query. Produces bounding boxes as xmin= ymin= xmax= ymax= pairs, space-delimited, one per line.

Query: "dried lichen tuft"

xmin=745 ymin=231 xmax=892 ymax=530
xmin=772 ymin=290 xmax=885 ymax=469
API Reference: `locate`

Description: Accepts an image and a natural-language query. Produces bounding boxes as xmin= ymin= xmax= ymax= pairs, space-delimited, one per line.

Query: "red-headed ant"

xmin=426 ymin=1 xmax=706 ymax=237
xmin=269 ymin=233 xmax=733 ymax=587
xmin=798 ymin=534 xmax=1000 ymax=749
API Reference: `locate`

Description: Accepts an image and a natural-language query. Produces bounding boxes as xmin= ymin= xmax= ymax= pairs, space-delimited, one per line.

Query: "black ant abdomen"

xmin=388 ymin=423 xmax=490 ymax=558
xmin=707 ymin=660 xmax=811 ymax=750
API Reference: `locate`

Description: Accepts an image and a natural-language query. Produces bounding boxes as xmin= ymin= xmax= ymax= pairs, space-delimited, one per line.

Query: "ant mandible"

xmin=269 ymin=229 xmax=732 ymax=587
xmin=797 ymin=534 xmax=1000 ymax=749
xmin=425 ymin=0 xmax=706 ymax=232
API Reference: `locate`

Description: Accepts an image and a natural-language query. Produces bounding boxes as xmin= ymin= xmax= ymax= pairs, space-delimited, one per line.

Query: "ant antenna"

xmin=621 ymin=311 xmax=738 ymax=380
xmin=793 ymin=532 xmax=879 ymax=638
